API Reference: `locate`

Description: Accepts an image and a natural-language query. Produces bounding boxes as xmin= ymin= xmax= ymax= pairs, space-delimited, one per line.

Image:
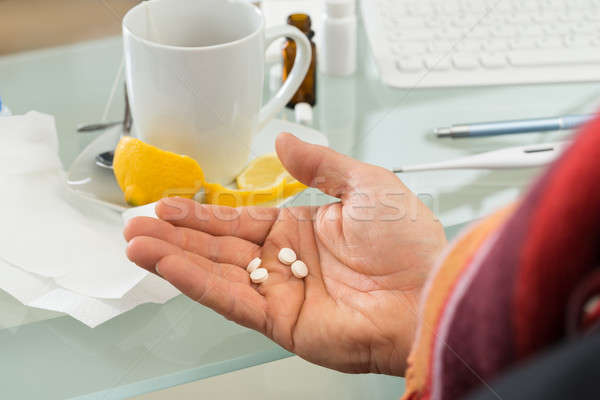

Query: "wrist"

xmin=370 ymin=288 xmax=423 ymax=376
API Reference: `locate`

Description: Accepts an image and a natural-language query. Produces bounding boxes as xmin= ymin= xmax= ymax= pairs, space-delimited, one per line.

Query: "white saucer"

xmin=66 ymin=119 xmax=328 ymax=212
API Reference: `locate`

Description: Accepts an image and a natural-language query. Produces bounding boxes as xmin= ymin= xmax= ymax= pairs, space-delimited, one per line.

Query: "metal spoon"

xmin=77 ymin=121 xmax=122 ymax=132
xmin=93 ymin=85 xmax=132 ymax=169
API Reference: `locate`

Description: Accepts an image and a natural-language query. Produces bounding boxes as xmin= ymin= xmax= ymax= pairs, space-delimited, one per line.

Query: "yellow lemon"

xmin=237 ymin=153 xmax=307 ymax=195
xmin=205 ymin=154 xmax=306 ymax=207
xmin=203 ymin=179 xmax=286 ymax=208
xmin=113 ymin=137 xmax=205 ymax=206
xmin=279 ymin=170 xmax=308 ymax=198
xmin=236 ymin=153 xmax=287 ymax=189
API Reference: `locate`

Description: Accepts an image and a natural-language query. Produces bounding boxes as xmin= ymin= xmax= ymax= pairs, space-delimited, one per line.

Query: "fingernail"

xmin=155 ymin=263 xmax=161 ymax=275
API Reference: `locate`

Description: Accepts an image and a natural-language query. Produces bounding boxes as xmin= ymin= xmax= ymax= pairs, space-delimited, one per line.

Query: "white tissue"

xmin=0 ymin=258 xmax=179 ymax=328
xmin=0 ymin=112 xmax=180 ymax=327
xmin=122 ymin=201 xmax=159 ymax=221
xmin=0 ymin=112 xmax=61 ymax=174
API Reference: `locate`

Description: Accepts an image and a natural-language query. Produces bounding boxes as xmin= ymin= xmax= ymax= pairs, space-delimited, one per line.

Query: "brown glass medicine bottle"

xmin=283 ymin=13 xmax=317 ymax=108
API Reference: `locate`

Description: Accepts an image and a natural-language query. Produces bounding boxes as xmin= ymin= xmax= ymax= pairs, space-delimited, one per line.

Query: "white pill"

xmin=291 ymin=260 xmax=308 ymax=278
xmin=250 ymin=268 xmax=269 ymax=284
xmin=278 ymin=247 xmax=297 ymax=265
xmin=246 ymin=257 xmax=262 ymax=273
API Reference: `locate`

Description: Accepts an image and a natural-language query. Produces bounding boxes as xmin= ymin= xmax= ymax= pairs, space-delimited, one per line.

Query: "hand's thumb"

xmin=275 ymin=133 xmax=370 ymax=198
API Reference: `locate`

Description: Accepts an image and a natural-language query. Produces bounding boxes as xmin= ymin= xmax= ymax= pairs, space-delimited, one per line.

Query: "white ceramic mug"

xmin=122 ymin=0 xmax=311 ymax=183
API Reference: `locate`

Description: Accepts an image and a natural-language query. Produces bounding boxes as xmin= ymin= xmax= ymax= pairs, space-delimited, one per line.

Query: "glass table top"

xmin=1 ymin=17 xmax=599 ymax=400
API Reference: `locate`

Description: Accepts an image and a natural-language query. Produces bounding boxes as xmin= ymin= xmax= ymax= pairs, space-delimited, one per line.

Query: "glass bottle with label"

xmin=283 ymin=13 xmax=317 ymax=108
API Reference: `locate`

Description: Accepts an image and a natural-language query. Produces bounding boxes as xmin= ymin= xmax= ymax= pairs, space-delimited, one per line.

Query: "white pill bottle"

xmin=320 ymin=0 xmax=357 ymax=76
xmin=0 ymin=96 xmax=11 ymax=116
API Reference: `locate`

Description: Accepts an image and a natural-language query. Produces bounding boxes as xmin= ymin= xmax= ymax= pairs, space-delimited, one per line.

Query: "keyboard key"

xmin=467 ymin=27 xmax=492 ymax=39
xmin=462 ymin=0 xmax=488 ymax=12
xmin=505 ymin=13 xmax=531 ymax=25
xmin=395 ymin=17 xmax=427 ymax=29
xmin=480 ymin=54 xmax=508 ymax=68
xmin=510 ymin=37 xmax=537 ymax=49
xmin=406 ymin=6 xmax=435 ymax=17
xmin=519 ymin=26 xmax=545 ymax=36
xmin=565 ymin=36 xmax=594 ymax=47
xmin=437 ymin=4 xmax=463 ymax=16
xmin=480 ymin=15 xmax=506 ymax=26
xmin=585 ymin=11 xmax=600 ymax=21
xmin=437 ymin=1 xmax=463 ymax=13
xmin=536 ymin=37 xmax=564 ymax=48
xmin=485 ymin=2 xmax=507 ymax=13
xmin=532 ymin=14 xmax=558 ymax=24
xmin=451 ymin=16 xmax=481 ymax=27
xmin=513 ymin=2 xmax=539 ymax=12
xmin=396 ymin=57 xmax=424 ymax=71
xmin=424 ymin=56 xmax=452 ymax=70
xmin=438 ymin=26 xmax=467 ymax=39
xmin=452 ymin=54 xmax=479 ymax=69
xmin=508 ymin=48 xmax=600 ymax=66
xmin=559 ymin=13 xmax=583 ymax=22
xmin=570 ymin=24 xmax=599 ymax=35
xmin=428 ymin=41 xmax=455 ymax=54
xmin=493 ymin=2 xmax=514 ymax=12
xmin=392 ymin=42 xmax=426 ymax=56
xmin=425 ymin=18 xmax=453 ymax=29
xmin=457 ymin=40 xmax=484 ymax=52
xmin=492 ymin=26 xmax=518 ymax=37
xmin=398 ymin=29 xmax=437 ymax=41
xmin=484 ymin=39 xmax=509 ymax=51
xmin=543 ymin=24 xmax=571 ymax=35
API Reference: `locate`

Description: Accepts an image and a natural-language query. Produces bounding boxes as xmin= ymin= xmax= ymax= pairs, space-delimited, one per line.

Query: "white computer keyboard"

xmin=360 ymin=0 xmax=600 ymax=88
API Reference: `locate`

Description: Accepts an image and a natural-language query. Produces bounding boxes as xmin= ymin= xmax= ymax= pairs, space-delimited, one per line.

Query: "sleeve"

xmin=402 ymin=114 xmax=600 ymax=400
xmin=464 ymin=329 xmax=600 ymax=400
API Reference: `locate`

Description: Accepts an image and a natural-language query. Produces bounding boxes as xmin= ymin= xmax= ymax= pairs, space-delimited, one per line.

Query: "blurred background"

xmin=0 ymin=0 xmax=136 ymax=55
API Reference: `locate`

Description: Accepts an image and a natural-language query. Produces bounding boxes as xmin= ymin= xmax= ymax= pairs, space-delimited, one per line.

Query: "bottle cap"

xmin=294 ymin=102 xmax=313 ymax=126
xmin=325 ymin=0 xmax=355 ymax=18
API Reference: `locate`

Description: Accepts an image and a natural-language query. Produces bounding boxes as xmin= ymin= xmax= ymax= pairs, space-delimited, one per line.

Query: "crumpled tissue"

xmin=0 ymin=112 xmax=179 ymax=327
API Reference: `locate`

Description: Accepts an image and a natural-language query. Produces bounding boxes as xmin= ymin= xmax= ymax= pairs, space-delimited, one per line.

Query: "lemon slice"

xmin=282 ymin=174 xmax=307 ymax=198
xmin=204 ymin=154 xmax=306 ymax=207
xmin=204 ymin=179 xmax=286 ymax=208
xmin=236 ymin=153 xmax=286 ymax=189
xmin=204 ymin=176 xmax=306 ymax=207
xmin=113 ymin=137 xmax=205 ymax=206
xmin=237 ymin=153 xmax=307 ymax=196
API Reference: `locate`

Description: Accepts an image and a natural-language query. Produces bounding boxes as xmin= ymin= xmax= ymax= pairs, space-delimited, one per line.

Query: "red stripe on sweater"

xmin=515 ymin=114 xmax=600 ymax=357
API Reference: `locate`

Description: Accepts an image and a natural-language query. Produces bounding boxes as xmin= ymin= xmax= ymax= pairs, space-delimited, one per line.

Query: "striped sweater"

xmin=403 ymin=113 xmax=600 ymax=400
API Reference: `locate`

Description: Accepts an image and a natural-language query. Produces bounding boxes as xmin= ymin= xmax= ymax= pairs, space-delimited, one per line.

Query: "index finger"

xmin=157 ymin=254 xmax=267 ymax=332
xmin=155 ymin=197 xmax=279 ymax=244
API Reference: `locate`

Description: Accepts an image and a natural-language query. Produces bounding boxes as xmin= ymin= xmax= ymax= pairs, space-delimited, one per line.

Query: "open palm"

xmin=125 ymin=134 xmax=446 ymax=376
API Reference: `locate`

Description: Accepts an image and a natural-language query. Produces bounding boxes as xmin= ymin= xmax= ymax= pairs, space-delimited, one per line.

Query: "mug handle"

xmin=258 ymin=25 xmax=312 ymax=131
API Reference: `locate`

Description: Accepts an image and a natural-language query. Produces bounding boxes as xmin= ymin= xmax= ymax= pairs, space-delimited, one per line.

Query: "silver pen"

xmin=435 ymin=114 xmax=593 ymax=138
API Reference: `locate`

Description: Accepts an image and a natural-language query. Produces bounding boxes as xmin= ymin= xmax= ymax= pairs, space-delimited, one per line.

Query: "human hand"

xmin=124 ymin=134 xmax=446 ymax=376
